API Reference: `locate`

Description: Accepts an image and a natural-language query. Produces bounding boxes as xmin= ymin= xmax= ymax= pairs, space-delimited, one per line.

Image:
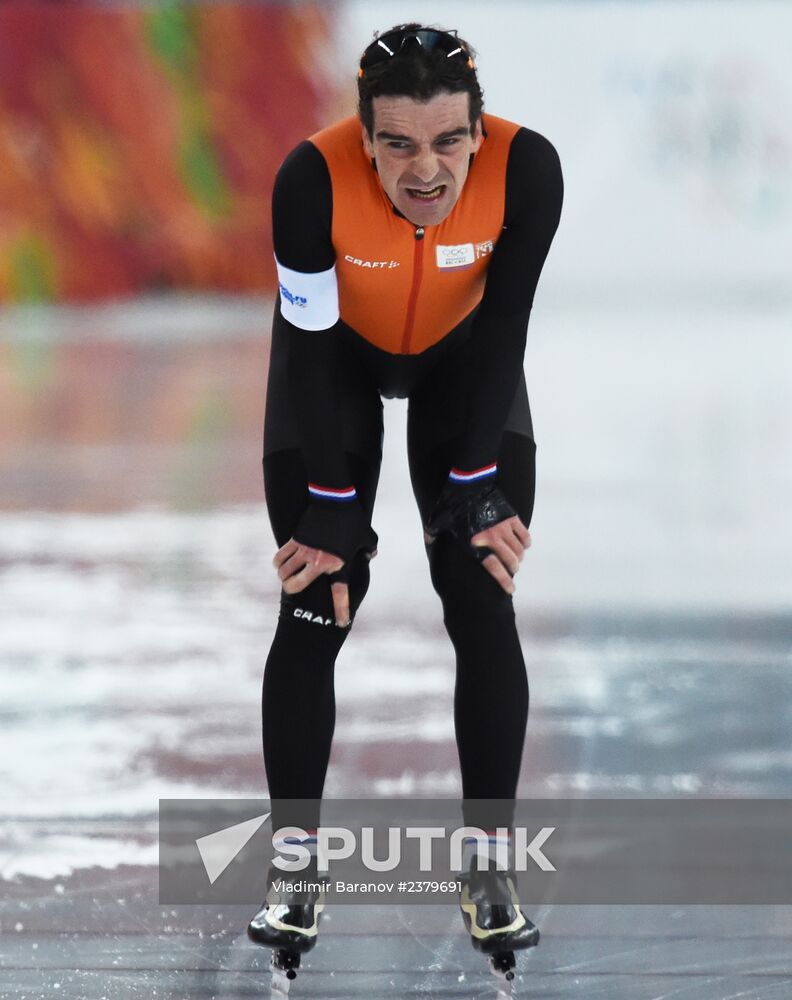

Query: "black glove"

xmin=424 ymin=479 xmax=516 ymax=562
xmin=293 ymin=499 xmax=378 ymax=567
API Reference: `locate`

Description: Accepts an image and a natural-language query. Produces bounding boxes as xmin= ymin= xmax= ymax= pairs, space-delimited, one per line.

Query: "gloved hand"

xmin=424 ymin=480 xmax=516 ymax=560
xmin=424 ymin=479 xmax=530 ymax=594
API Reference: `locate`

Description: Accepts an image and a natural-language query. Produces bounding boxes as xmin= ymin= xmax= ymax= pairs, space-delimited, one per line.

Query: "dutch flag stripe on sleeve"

xmin=449 ymin=462 xmax=497 ymax=483
xmin=308 ymin=483 xmax=357 ymax=501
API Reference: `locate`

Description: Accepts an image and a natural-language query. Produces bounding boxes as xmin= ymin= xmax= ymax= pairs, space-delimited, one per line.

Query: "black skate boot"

xmin=247 ymin=863 xmax=325 ymax=993
xmin=459 ymin=862 xmax=539 ymax=990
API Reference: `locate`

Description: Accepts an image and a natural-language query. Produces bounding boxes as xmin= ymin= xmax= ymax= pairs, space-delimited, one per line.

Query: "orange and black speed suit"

xmin=261 ymin=114 xmax=563 ymax=830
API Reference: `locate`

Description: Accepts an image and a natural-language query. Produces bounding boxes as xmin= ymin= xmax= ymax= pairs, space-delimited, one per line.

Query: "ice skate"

xmin=247 ymin=864 xmax=325 ymax=994
xmin=459 ymin=863 xmax=539 ymax=993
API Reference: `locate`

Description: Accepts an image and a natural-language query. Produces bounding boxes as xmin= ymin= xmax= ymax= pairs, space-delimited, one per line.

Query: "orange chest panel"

xmin=310 ymin=114 xmax=520 ymax=355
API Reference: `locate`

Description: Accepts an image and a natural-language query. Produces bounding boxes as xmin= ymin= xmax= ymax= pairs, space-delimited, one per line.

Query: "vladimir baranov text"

xmin=270 ymin=879 xmax=464 ymax=895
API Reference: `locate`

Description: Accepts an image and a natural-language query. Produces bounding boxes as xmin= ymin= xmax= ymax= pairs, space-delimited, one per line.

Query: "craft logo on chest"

xmin=344 ymin=255 xmax=400 ymax=269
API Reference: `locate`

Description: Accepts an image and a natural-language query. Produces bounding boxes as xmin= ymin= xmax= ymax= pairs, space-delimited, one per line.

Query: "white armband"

xmin=275 ymin=258 xmax=339 ymax=331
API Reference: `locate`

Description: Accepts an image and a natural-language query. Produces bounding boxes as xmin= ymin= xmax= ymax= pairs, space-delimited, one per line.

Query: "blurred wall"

xmin=0 ymin=2 xmax=340 ymax=303
xmin=338 ymin=2 xmax=792 ymax=612
xmin=342 ymin=0 xmax=792 ymax=304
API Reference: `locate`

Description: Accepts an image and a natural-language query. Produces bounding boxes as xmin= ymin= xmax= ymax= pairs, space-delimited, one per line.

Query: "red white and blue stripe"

xmin=463 ymin=830 xmax=512 ymax=847
xmin=276 ymin=830 xmax=319 ymax=845
xmin=462 ymin=829 xmax=512 ymax=867
xmin=273 ymin=828 xmax=319 ymax=855
xmin=308 ymin=483 xmax=357 ymax=502
xmin=449 ymin=462 xmax=497 ymax=484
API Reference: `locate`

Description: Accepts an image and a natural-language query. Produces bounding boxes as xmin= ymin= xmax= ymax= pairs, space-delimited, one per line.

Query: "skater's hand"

xmin=424 ymin=516 xmax=530 ymax=594
xmin=471 ymin=516 xmax=531 ymax=595
xmin=423 ymin=479 xmax=529 ymax=595
xmin=273 ymin=539 xmax=378 ymax=628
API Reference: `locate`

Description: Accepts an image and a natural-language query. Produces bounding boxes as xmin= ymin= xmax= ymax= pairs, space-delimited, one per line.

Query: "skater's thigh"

xmin=406 ymin=367 xmax=536 ymax=526
xmin=263 ymin=307 xmax=384 ymax=463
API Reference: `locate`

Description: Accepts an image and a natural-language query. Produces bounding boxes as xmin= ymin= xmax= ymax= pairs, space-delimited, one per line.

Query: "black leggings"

xmin=261 ymin=429 xmax=536 ymax=832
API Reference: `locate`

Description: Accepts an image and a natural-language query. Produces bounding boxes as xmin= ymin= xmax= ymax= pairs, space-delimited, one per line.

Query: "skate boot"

xmin=247 ymin=863 xmax=325 ymax=994
xmin=459 ymin=863 xmax=539 ymax=991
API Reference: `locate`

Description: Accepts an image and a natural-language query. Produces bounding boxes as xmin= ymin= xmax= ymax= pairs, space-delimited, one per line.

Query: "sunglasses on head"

xmin=358 ymin=28 xmax=475 ymax=78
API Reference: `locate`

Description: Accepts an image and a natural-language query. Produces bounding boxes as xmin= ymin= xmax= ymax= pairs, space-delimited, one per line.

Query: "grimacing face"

xmin=362 ymin=91 xmax=483 ymax=227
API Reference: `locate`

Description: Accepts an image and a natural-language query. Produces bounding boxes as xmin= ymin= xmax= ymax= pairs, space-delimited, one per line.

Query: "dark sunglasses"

xmin=358 ymin=28 xmax=475 ymax=78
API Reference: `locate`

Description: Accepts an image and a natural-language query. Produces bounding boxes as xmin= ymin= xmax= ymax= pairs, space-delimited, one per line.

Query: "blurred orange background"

xmin=0 ymin=2 xmax=345 ymax=511
xmin=0 ymin=2 xmax=340 ymax=302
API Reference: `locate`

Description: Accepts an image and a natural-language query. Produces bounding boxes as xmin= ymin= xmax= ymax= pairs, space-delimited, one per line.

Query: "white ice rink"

xmin=2 ymin=298 xmax=791 ymax=882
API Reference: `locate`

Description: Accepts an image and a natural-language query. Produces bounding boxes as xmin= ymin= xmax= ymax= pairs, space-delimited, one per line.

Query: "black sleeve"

xmin=272 ymin=141 xmax=354 ymax=494
xmin=272 ymin=141 xmax=335 ymax=272
xmin=452 ymin=128 xmax=563 ymax=474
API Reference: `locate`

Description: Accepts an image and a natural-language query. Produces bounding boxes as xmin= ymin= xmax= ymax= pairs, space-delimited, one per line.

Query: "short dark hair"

xmin=357 ymin=23 xmax=484 ymax=139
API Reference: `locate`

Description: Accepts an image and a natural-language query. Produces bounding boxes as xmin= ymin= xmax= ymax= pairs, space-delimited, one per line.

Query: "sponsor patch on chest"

xmin=344 ymin=255 xmax=400 ymax=269
xmin=436 ymin=239 xmax=496 ymax=270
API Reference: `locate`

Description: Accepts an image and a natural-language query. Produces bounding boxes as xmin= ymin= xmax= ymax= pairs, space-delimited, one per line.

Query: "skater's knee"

xmin=278 ymin=551 xmax=371 ymax=629
xmin=428 ymin=535 xmax=514 ymax=620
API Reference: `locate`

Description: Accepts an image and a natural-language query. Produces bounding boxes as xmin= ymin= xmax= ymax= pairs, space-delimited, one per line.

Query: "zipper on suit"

xmin=400 ymin=225 xmax=425 ymax=354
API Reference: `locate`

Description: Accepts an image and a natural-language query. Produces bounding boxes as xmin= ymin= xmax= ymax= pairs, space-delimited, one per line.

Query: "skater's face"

xmin=362 ymin=91 xmax=483 ymax=227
